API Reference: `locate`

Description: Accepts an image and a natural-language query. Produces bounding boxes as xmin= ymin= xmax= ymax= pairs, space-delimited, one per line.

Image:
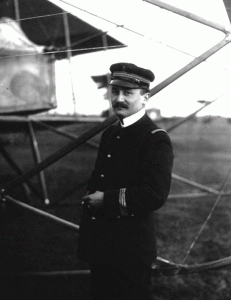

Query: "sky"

xmin=49 ymin=0 xmax=231 ymax=117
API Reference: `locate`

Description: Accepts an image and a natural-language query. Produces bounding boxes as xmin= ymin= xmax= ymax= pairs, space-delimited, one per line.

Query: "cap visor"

xmin=110 ymin=79 xmax=140 ymax=88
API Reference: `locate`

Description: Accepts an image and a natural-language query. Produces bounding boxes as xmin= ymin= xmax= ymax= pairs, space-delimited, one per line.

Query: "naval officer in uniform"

xmin=78 ymin=62 xmax=174 ymax=299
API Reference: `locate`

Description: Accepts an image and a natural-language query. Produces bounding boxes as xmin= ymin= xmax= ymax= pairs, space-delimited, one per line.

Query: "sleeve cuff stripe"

xmin=119 ymin=188 xmax=128 ymax=217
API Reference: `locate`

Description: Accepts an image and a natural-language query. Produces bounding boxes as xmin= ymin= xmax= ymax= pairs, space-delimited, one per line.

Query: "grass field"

xmin=1 ymin=116 xmax=231 ymax=299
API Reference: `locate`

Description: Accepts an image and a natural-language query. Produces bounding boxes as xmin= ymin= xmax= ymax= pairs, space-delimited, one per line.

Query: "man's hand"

xmin=82 ymin=191 xmax=104 ymax=215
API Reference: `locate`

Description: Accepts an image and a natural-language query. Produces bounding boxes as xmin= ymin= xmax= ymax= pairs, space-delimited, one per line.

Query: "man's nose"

xmin=116 ymin=92 xmax=124 ymax=102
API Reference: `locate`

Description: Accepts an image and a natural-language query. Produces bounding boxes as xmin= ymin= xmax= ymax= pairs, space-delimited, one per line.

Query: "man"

xmin=78 ymin=63 xmax=174 ymax=300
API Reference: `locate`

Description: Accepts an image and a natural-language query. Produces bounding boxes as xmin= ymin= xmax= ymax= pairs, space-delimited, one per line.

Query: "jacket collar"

xmin=121 ymin=108 xmax=145 ymax=128
xmin=112 ymin=113 xmax=158 ymax=137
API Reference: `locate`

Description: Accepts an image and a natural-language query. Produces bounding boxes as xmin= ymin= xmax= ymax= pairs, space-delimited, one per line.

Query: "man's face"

xmin=110 ymin=86 xmax=149 ymax=120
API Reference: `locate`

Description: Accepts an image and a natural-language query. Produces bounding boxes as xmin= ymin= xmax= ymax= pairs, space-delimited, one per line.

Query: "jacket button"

xmin=107 ymin=154 xmax=111 ymax=158
xmin=116 ymin=136 xmax=120 ymax=139
xmin=100 ymin=174 xmax=104 ymax=178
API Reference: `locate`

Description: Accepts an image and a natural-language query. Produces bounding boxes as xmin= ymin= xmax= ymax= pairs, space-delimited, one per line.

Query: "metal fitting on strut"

xmin=0 ymin=189 xmax=6 ymax=202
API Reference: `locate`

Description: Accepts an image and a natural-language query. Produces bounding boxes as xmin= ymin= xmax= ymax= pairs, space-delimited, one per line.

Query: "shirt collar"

xmin=121 ymin=108 xmax=145 ymax=128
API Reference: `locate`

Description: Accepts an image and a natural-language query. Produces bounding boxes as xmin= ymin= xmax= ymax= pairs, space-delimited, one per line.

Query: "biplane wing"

xmin=0 ymin=0 xmax=124 ymax=58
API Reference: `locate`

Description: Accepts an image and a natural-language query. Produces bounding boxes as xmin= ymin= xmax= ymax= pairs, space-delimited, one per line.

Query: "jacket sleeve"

xmin=103 ymin=132 xmax=174 ymax=218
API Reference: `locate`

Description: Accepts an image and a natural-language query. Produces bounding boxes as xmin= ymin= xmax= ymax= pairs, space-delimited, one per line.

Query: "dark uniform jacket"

xmin=78 ymin=114 xmax=174 ymax=264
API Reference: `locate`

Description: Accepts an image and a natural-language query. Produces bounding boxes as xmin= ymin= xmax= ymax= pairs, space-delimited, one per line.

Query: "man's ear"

xmin=143 ymin=92 xmax=150 ymax=105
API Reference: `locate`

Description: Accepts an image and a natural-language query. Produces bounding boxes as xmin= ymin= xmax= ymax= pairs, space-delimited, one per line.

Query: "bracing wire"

xmin=0 ymin=12 xmax=66 ymax=24
xmin=0 ymin=3 xmax=198 ymax=60
xmin=181 ymin=168 xmax=231 ymax=264
xmin=0 ymin=45 xmax=127 ymax=60
xmin=0 ymin=0 xmax=229 ymax=76
xmin=58 ymin=0 xmax=231 ymax=74
xmin=59 ymin=0 xmax=198 ymax=58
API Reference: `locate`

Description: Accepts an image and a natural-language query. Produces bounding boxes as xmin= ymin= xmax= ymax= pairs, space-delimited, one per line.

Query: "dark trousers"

xmin=90 ymin=263 xmax=154 ymax=300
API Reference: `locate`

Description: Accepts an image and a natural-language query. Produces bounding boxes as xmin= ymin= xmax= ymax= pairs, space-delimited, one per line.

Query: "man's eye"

xmin=111 ymin=90 xmax=118 ymax=95
xmin=125 ymin=91 xmax=132 ymax=95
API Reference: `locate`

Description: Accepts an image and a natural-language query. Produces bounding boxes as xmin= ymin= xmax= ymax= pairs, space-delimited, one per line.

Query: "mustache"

xmin=112 ymin=102 xmax=128 ymax=109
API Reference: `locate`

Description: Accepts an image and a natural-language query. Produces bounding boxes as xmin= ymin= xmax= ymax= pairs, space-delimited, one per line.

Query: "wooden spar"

xmin=1 ymin=115 xmax=117 ymax=196
xmin=31 ymin=119 xmax=99 ymax=148
xmin=0 ymin=269 xmax=90 ymax=277
xmin=181 ymin=168 xmax=231 ymax=264
xmin=63 ymin=12 xmax=76 ymax=113
xmin=169 ymin=192 xmax=210 ymax=199
xmin=150 ymin=35 xmax=231 ymax=97
xmin=63 ymin=12 xmax=72 ymax=55
xmin=14 ymin=0 xmax=20 ymax=25
xmin=152 ymin=256 xmax=231 ymax=276
xmin=4 ymin=194 xmax=231 ymax=276
xmin=172 ymin=174 xmax=222 ymax=195
xmin=69 ymin=30 xmax=110 ymax=49
xmin=102 ymin=32 xmax=109 ymax=51
xmin=143 ymin=0 xmax=229 ymax=34
xmin=166 ymin=101 xmax=214 ymax=132
xmin=169 ymin=191 xmax=231 ymax=199
xmin=101 ymin=32 xmax=114 ymax=115
xmin=5 ymin=195 xmax=80 ymax=231
xmin=28 ymin=120 xmax=50 ymax=205
xmin=0 ymin=144 xmax=41 ymax=199
xmin=2 ymin=255 xmax=231 ymax=277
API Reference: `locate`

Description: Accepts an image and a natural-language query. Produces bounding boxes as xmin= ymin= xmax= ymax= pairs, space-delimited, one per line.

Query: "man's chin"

xmin=114 ymin=110 xmax=125 ymax=118
xmin=114 ymin=107 xmax=125 ymax=115
xmin=114 ymin=106 xmax=125 ymax=111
